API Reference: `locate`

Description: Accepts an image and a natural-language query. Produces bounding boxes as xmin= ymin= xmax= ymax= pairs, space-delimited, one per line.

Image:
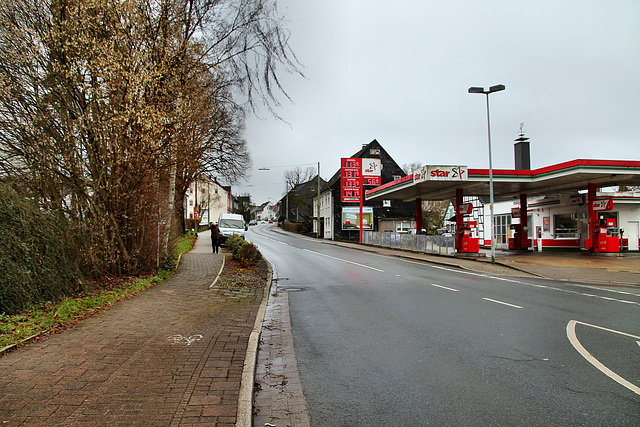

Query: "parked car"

xmin=249 ymin=220 xmax=257 ymax=226
xmin=218 ymin=213 xmax=247 ymax=243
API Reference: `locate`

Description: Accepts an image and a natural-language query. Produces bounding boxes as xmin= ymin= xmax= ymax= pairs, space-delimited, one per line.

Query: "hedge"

xmin=0 ymin=185 xmax=82 ymax=314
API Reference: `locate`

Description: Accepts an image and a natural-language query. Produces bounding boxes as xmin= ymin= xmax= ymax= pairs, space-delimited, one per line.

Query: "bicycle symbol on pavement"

xmin=171 ymin=334 xmax=203 ymax=346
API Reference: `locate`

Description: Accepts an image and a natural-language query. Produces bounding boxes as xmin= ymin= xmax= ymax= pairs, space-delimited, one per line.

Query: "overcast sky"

xmin=236 ymin=0 xmax=640 ymax=205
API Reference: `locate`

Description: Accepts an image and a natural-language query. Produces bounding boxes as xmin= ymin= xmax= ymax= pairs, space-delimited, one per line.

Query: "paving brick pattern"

xmin=0 ymin=239 xmax=265 ymax=426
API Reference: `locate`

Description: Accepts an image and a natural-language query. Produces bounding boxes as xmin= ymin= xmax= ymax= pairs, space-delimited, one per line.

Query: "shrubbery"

xmin=225 ymin=234 xmax=262 ymax=267
xmin=0 ymin=185 xmax=82 ymax=315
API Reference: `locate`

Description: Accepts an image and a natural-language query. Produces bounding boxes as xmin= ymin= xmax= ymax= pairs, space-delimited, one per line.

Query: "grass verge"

xmin=0 ymin=232 xmax=197 ymax=353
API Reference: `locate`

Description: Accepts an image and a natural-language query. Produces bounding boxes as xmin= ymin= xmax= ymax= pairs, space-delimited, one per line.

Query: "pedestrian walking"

xmin=211 ymin=223 xmax=221 ymax=254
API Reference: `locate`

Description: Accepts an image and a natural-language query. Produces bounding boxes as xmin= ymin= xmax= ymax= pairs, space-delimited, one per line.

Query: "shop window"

xmin=493 ymin=214 xmax=511 ymax=245
xmin=554 ymin=213 xmax=579 ymax=238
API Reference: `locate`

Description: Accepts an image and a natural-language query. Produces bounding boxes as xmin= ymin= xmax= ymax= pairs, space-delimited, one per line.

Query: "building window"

xmin=370 ymin=148 xmax=380 ymax=155
xmin=396 ymin=221 xmax=411 ymax=233
xmin=189 ymin=200 xmax=194 ymax=206
xmin=392 ymin=175 xmax=401 ymax=181
xmin=554 ymin=213 xmax=579 ymax=238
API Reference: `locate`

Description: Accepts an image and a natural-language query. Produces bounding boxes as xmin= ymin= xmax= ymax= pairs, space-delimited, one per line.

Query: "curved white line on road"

xmin=566 ymin=320 xmax=640 ymax=396
xmin=302 ymin=248 xmax=384 ymax=272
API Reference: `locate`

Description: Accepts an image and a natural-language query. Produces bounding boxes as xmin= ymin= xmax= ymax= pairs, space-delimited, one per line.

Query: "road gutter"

xmin=236 ymin=262 xmax=273 ymax=427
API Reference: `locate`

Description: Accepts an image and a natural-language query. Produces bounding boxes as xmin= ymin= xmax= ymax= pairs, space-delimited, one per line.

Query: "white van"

xmin=218 ymin=213 xmax=247 ymax=243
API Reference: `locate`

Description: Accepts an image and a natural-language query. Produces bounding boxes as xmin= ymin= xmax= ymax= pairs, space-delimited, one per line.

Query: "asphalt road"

xmin=247 ymin=225 xmax=640 ymax=426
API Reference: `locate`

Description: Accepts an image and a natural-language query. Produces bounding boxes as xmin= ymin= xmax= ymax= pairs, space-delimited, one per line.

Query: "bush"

xmin=226 ymin=234 xmax=246 ymax=255
xmin=224 ymin=234 xmax=262 ymax=267
xmin=236 ymin=243 xmax=262 ymax=267
xmin=0 ymin=185 xmax=82 ymax=315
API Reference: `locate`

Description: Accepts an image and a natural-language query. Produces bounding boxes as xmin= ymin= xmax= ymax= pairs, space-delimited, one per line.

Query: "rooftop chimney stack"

xmin=514 ymin=122 xmax=531 ymax=170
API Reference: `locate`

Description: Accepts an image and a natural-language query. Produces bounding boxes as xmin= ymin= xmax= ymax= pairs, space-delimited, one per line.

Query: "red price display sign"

xmin=341 ymin=158 xmax=362 ymax=202
xmin=363 ymin=176 xmax=381 ymax=186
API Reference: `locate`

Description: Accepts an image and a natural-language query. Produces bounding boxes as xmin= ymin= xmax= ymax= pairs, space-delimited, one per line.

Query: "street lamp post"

xmin=468 ymin=84 xmax=505 ymax=264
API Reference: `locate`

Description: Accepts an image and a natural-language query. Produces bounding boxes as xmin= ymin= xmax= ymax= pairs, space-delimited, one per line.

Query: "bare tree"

xmin=421 ymin=200 xmax=449 ymax=233
xmin=402 ymin=162 xmax=422 ymax=175
xmin=0 ymin=0 xmax=300 ymax=274
xmin=284 ymin=166 xmax=316 ymax=193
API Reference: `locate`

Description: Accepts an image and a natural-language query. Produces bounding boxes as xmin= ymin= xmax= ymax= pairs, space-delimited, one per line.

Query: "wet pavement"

xmin=0 ymin=231 xmax=268 ymax=426
xmin=327 ymin=238 xmax=640 ymax=286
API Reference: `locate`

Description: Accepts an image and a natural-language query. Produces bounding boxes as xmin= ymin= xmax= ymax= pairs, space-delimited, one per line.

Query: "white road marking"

xmin=302 ymin=248 xmax=384 ymax=272
xmin=257 ymin=231 xmax=640 ymax=305
xmin=388 ymin=256 xmax=640 ymax=306
xmin=482 ymin=298 xmax=523 ymax=309
xmin=566 ymin=320 xmax=640 ymax=396
xmin=430 ymin=283 xmax=459 ymax=292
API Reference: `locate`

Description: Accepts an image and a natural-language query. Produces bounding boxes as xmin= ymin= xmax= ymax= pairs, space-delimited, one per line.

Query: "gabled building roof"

xmin=322 ymin=139 xmax=407 ymax=192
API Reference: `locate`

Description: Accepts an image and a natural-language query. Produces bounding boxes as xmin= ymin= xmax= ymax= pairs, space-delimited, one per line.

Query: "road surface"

xmin=248 ymin=225 xmax=640 ymax=426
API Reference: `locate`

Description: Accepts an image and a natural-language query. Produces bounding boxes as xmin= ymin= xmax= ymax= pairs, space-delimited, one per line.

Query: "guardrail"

xmin=362 ymin=232 xmax=455 ymax=256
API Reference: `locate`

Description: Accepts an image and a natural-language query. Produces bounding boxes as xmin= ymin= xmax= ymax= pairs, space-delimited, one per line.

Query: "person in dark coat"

xmin=210 ymin=223 xmax=221 ymax=254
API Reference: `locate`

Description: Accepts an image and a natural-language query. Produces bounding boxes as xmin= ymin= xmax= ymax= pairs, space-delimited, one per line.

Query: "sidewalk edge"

xmin=236 ymin=261 xmax=273 ymax=427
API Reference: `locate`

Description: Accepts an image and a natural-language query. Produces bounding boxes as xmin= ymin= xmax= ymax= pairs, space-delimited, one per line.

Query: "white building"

xmin=184 ymin=176 xmax=232 ymax=226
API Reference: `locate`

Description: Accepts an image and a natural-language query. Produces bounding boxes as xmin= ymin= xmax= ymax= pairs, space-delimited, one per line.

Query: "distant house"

xmin=253 ymin=201 xmax=277 ymax=221
xmin=314 ymin=139 xmax=416 ymax=240
xmin=278 ymin=175 xmax=326 ymax=226
xmin=184 ymin=176 xmax=232 ymax=226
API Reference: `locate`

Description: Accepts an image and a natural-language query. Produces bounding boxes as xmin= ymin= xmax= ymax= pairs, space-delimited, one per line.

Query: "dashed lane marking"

xmin=482 ymin=298 xmax=523 ymax=309
xmin=430 ymin=283 xmax=459 ymax=292
xmin=302 ymin=248 xmax=384 ymax=272
xmin=389 ymin=256 xmax=640 ymax=306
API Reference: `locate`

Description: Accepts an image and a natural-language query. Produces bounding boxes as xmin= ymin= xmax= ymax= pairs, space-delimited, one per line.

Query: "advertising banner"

xmin=414 ymin=165 xmax=468 ymax=183
xmin=341 ymin=207 xmax=373 ymax=230
xmin=592 ymin=198 xmax=613 ymax=211
xmin=362 ymin=158 xmax=381 ymax=176
xmin=458 ymin=203 xmax=473 ymax=215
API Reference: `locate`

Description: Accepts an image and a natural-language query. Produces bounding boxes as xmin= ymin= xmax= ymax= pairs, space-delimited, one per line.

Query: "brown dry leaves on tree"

xmin=0 ymin=0 xmax=300 ymax=275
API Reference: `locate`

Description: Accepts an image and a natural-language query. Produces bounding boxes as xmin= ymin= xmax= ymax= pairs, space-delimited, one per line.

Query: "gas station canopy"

xmin=366 ymin=159 xmax=640 ymax=202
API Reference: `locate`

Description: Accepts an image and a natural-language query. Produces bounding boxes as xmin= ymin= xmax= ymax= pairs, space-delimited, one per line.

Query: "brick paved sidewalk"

xmin=0 ymin=234 xmax=267 ymax=426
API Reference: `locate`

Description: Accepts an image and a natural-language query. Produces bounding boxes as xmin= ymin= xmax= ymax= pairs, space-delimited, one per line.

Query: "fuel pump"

xmin=459 ymin=220 xmax=479 ymax=253
xmin=594 ymin=216 xmax=620 ymax=253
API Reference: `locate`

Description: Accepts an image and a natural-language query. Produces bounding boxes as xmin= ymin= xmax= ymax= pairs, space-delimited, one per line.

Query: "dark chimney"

xmin=514 ymin=123 xmax=530 ymax=170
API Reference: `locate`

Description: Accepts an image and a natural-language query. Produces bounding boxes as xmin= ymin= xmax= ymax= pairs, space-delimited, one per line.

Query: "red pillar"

xmin=519 ymin=194 xmax=528 ymax=249
xmin=587 ymin=183 xmax=597 ymax=250
xmin=455 ymin=189 xmax=464 ymax=251
xmin=415 ymin=198 xmax=423 ymax=233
